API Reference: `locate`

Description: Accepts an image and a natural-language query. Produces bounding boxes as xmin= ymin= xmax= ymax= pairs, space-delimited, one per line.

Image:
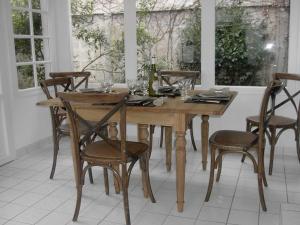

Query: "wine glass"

xmin=127 ymin=79 xmax=136 ymax=95
xmin=139 ymin=76 xmax=148 ymax=96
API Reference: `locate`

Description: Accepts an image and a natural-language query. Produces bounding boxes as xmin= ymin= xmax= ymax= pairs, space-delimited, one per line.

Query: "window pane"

xmin=10 ymin=0 xmax=28 ymax=8
xmin=34 ymin=39 xmax=48 ymax=61
xmin=136 ymin=0 xmax=201 ymax=83
xmin=215 ymin=0 xmax=290 ymax=86
xmin=12 ymin=10 xmax=30 ymax=35
xmin=14 ymin=38 xmax=32 ymax=62
xmin=17 ymin=65 xmax=34 ymax=89
xmin=71 ymin=0 xmax=125 ymax=83
xmin=32 ymin=0 xmax=41 ymax=9
xmin=33 ymin=12 xmax=43 ymax=35
xmin=36 ymin=64 xmax=46 ymax=84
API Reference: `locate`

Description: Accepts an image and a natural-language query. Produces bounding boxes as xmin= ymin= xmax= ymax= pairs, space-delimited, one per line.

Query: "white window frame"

xmin=70 ymin=0 xmax=300 ymax=89
xmin=10 ymin=0 xmax=51 ymax=91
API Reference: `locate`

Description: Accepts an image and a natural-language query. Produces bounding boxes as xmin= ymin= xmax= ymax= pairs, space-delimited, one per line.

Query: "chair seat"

xmin=82 ymin=140 xmax=148 ymax=162
xmin=247 ymin=115 xmax=296 ymax=128
xmin=209 ymin=130 xmax=258 ymax=151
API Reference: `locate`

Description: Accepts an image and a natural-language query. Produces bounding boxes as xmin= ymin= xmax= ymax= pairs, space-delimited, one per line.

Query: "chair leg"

xmin=269 ymin=128 xmax=276 ymax=175
xmin=165 ymin=126 xmax=172 ymax=172
xmin=149 ymin=125 xmax=155 ymax=157
xmin=294 ymin=128 xmax=300 ymax=163
xmin=205 ymin=145 xmax=216 ymax=202
xmin=160 ymin=126 xmax=164 ymax=148
xmin=216 ymin=153 xmax=223 ymax=182
xmin=88 ymin=168 xmax=94 ymax=184
xmin=142 ymin=154 xmax=156 ymax=203
xmin=261 ymin=146 xmax=268 ymax=187
xmin=189 ymin=120 xmax=197 ymax=151
xmin=72 ymin=184 xmax=83 ymax=221
xmin=242 ymin=122 xmax=252 ymax=163
xmin=104 ymin=168 xmax=109 ymax=195
xmin=121 ymin=165 xmax=131 ymax=225
xmin=258 ymin=173 xmax=267 ymax=211
xmin=50 ymin=134 xmax=59 ymax=179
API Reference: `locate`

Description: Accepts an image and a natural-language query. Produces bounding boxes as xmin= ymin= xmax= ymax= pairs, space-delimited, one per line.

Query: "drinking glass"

xmin=127 ymin=79 xmax=136 ymax=95
xmin=139 ymin=76 xmax=148 ymax=96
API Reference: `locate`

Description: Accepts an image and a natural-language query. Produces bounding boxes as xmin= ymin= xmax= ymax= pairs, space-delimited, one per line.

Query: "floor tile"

xmin=259 ymin=213 xmax=280 ymax=225
xmin=12 ymin=193 xmax=44 ymax=207
xmin=35 ymin=212 xmax=71 ymax=225
xmin=13 ymin=207 xmax=50 ymax=224
xmin=162 ymin=215 xmax=195 ymax=225
xmin=132 ymin=211 xmax=166 ymax=225
xmin=228 ymin=210 xmax=259 ymax=225
xmin=198 ymin=207 xmax=229 ymax=223
xmin=281 ymin=211 xmax=300 ymax=225
xmin=0 ymin=203 xmax=27 ymax=220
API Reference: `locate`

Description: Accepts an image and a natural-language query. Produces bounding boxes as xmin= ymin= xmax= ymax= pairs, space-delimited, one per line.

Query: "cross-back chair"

xmin=157 ymin=70 xmax=199 ymax=150
xmin=40 ymin=78 xmax=95 ymax=183
xmin=245 ymin=73 xmax=300 ymax=175
xmin=49 ymin=71 xmax=91 ymax=91
xmin=205 ymin=80 xmax=284 ymax=211
xmin=58 ymin=92 xmax=156 ymax=225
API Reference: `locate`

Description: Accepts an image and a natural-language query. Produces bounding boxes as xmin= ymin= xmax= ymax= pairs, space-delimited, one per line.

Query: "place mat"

xmin=157 ymin=86 xmax=180 ymax=97
xmin=126 ymin=96 xmax=156 ymax=107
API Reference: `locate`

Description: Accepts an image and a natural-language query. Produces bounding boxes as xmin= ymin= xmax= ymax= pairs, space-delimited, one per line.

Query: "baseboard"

xmin=16 ymin=136 xmax=52 ymax=158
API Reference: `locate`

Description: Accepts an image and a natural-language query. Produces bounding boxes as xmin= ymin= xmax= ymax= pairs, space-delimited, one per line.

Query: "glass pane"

xmin=32 ymin=0 xmax=41 ymax=9
xmin=36 ymin=64 xmax=46 ymax=84
xmin=71 ymin=0 xmax=125 ymax=83
xmin=33 ymin=12 xmax=43 ymax=35
xmin=215 ymin=0 xmax=290 ymax=86
xmin=17 ymin=65 xmax=34 ymax=89
xmin=10 ymin=0 xmax=28 ymax=8
xmin=12 ymin=10 xmax=30 ymax=35
xmin=136 ymin=0 xmax=201 ymax=83
xmin=14 ymin=39 xmax=32 ymax=62
xmin=34 ymin=39 xmax=48 ymax=61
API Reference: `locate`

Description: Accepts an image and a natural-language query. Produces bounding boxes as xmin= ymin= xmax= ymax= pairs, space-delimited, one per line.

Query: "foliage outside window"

xmin=215 ymin=0 xmax=290 ymax=86
xmin=136 ymin=0 xmax=201 ymax=81
xmin=11 ymin=0 xmax=50 ymax=89
xmin=71 ymin=0 xmax=125 ymax=83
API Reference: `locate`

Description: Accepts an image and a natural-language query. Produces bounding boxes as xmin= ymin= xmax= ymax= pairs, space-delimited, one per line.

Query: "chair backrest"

xmin=40 ymin=77 xmax=72 ymax=99
xmin=271 ymin=73 xmax=300 ymax=118
xmin=40 ymin=77 xmax=73 ymax=131
xmin=157 ymin=70 xmax=200 ymax=90
xmin=257 ymin=80 xmax=285 ymax=157
xmin=58 ymin=92 xmax=129 ymax=165
xmin=49 ymin=72 xmax=91 ymax=91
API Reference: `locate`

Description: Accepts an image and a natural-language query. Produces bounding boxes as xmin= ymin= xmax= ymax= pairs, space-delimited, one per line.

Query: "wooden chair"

xmin=157 ymin=70 xmax=199 ymax=151
xmin=58 ymin=92 xmax=156 ymax=225
xmin=40 ymin=78 xmax=96 ymax=183
xmin=205 ymin=80 xmax=284 ymax=211
xmin=49 ymin=71 xmax=91 ymax=91
xmin=245 ymin=73 xmax=300 ymax=175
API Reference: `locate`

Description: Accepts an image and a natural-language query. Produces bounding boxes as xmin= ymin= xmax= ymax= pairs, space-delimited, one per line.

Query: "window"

xmin=11 ymin=0 xmax=50 ymax=90
xmin=71 ymin=0 xmax=125 ymax=83
xmin=136 ymin=0 xmax=201 ymax=81
xmin=215 ymin=0 xmax=290 ymax=86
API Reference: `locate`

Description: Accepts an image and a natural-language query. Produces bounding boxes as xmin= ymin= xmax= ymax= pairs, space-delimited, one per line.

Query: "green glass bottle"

xmin=148 ymin=56 xmax=158 ymax=97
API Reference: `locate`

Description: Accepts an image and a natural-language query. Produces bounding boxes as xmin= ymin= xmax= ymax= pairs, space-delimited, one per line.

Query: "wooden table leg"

xmin=109 ymin=122 xmax=121 ymax=194
xmin=165 ymin=126 xmax=172 ymax=172
xmin=201 ymin=115 xmax=209 ymax=170
xmin=176 ymin=113 xmax=186 ymax=212
xmin=138 ymin=124 xmax=149 ymax=198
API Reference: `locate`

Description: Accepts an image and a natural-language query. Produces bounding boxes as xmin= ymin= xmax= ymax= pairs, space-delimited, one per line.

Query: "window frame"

xmin=10 ymin=0 xmax=51 ymax=91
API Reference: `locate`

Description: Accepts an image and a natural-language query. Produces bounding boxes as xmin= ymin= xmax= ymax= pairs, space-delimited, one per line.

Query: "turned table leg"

xmin=138 ymin=124 xmax=149 ymax=198
xmin=109 ymin=122 xmax=121 ymax=194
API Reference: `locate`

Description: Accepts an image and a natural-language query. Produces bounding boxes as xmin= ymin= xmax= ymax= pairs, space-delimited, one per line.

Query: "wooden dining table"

xmin=37 ymin=89 xmax=237 ymax=212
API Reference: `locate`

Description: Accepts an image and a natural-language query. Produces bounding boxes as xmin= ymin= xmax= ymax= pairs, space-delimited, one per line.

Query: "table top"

xmin=37 ymin=89 xmax=237 ymax=116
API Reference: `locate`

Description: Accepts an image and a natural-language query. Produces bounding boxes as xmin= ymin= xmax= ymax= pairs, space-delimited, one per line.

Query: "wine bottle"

xmin=148 ymin=56 xmax=158 ymax=97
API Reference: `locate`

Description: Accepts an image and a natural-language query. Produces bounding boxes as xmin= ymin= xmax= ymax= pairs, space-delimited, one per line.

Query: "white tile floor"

xmin=0 ymin=137 xmax=300 ymax=225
